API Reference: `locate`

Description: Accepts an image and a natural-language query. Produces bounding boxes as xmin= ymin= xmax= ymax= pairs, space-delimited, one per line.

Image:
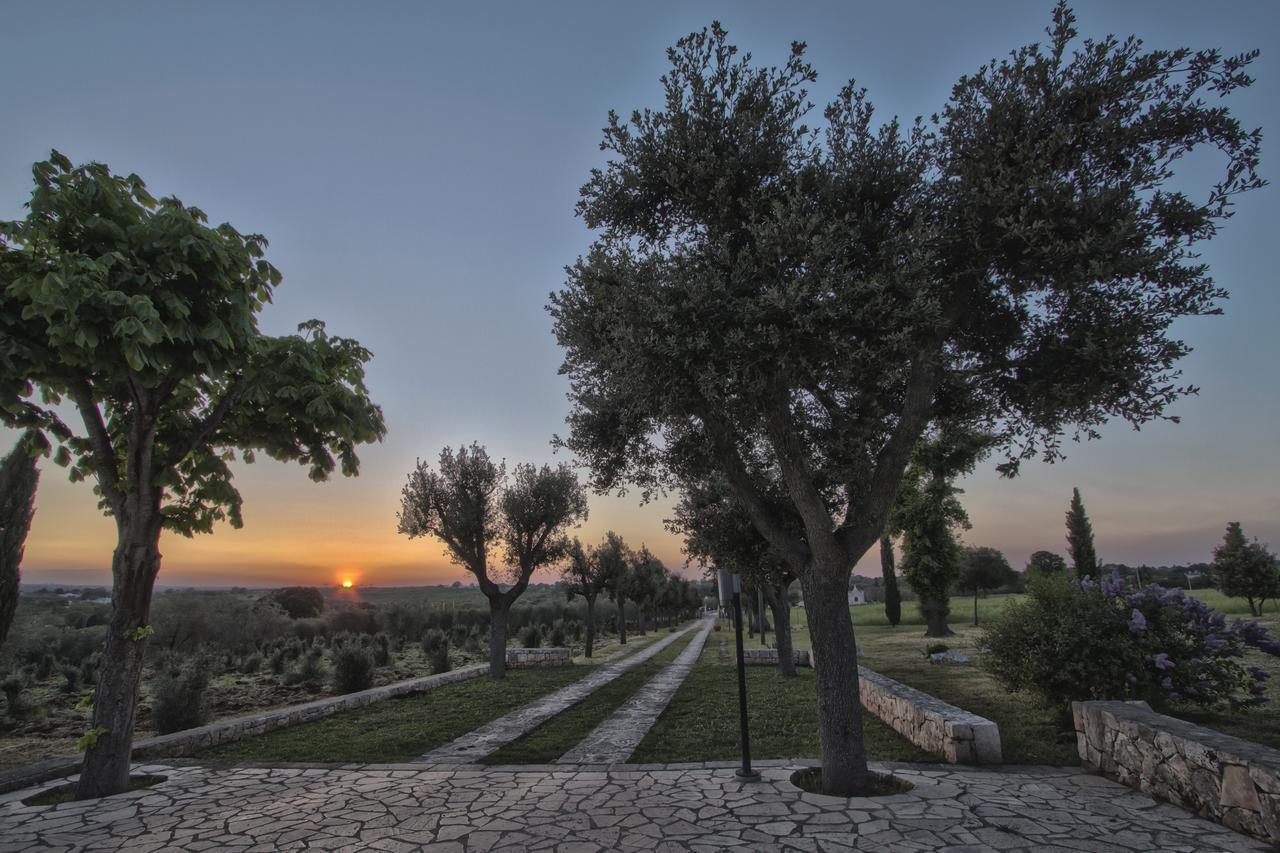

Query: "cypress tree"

xmin=0 ymin=438 xmax=39 ymax=648
xmin=1066 ymin=488 xmax=1099 ymax=579
xmin=880 ymin=535 xmax=901 ymax=627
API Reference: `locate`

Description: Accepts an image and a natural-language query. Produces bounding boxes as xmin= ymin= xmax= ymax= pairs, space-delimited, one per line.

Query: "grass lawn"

xmin=632 ymin=638 xmax=933 ymax=764
xmin=484 ymin=629 xmax=697 ymax=764
xmin=197 ymin=665 xmax=592 ymax=763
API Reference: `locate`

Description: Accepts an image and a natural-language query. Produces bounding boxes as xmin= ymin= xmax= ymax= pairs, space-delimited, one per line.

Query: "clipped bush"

xmin=151 ymin=665 xmax=210 ymax=734
xmin=427 ymin=642 xmax=451 ymax=675
xmin=548 ymin=621 xmax=567 ymax=647
xmin=519 ymin=624 xmax=542 ymax=648
xmin=982 ymin=576 xmax=1280 ymax=713
xmin=331 ymin=646 xmax=374 ymax=694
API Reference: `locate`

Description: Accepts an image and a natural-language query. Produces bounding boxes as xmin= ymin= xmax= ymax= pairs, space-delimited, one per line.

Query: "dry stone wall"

xmin=857 ymin=666 xmax=1002 ymax=764
xmin=506 ymin=647 xmax=573 ymax=668
xmin=1074 ymin=700 xmax=1280 ymax=845
xmin=741 ymin=648 xmax=812 ymax=667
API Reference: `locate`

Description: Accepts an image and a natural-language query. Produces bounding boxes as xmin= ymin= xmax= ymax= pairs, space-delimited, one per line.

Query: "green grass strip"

xmin=631 ymin=642 xmax=935 ymax=764
xmin=197 ymin=665 xmax=591 ymax=764
xmin=483 ymin=628 xmax=699 ymax=765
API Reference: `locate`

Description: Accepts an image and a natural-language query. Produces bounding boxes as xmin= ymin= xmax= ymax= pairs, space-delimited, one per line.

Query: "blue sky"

xmin=2 ymin=1 xmax=1277 ymax=586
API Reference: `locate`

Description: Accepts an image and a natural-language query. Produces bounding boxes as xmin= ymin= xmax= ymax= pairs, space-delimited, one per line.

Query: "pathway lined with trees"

xmin=416 ymin=619 xmax=702 ymax=764
xmin=556 ymin=616 xmax=714 ymax=764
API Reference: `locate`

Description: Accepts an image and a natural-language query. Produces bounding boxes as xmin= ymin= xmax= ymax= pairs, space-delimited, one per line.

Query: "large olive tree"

xmin=397 ymin=444 xmax=588 ymax=677
xmin=0 ymin=153 xmax=387 ymax=798
xmin=549 ymin=8 xmax=1262 ymax=794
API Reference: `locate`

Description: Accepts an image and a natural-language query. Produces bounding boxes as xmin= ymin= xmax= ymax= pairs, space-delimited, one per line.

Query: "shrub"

xmin=427 ymin=642 xmax=451 ymax=675
xmin=239 ymin=653 xmax=263 ymax=675
xmin=35 ymin=653 xmax=56 ymax=680
xmin=331 ymin=646 xmax=374 ymax=694
xmin=1 ymin=673 xmax=24 ymax=715
xmin=982 ymin=575 xmax=1280 ymax=713
xmin=924 ymin=643 xmax=950 ymax=656
xmin=519 ymin=625 xmax=542 ymax=648
xmin=285 ymin=651 xmax=326 ymax=687
xmin=60 ymin=665 xmax=80 ymax=692
xmin=371 ymin=633 xmax=391 ymax=666
xmin=268 ymin=650 xmax=286 ymax=675
xmin=548 ymin=621 xmax=567 ymax=647
xmin=150 ymin=665 xmax=210 ymax=734
xmin=422 ymin=629 xmax=448 ymax=656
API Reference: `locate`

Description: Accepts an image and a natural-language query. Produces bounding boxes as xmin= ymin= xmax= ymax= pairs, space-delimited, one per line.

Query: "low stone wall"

xmin=1074 ymin=700 xmax=1280 ymax=845
xmin=857 ymin=666 xmax=1002 ymax=764
xmin=742 ymin=648 xmax=812 ymax=667
xmin=506 ymin=647 xmax=573 ymax=668
xmin=0 ymin=663 xmax=487 ymax=795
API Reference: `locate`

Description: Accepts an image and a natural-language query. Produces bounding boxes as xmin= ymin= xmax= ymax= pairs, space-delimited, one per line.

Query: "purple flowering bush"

xmin=981 ymin=574 xmax=1280 ymax=713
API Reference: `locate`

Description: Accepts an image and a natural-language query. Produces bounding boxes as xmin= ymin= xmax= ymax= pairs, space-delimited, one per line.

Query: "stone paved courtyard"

xmin=0 ymin=760 xmax=1270 ymax=852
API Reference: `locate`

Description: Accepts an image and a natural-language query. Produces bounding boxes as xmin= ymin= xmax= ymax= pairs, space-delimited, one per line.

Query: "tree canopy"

xmin=1212 ymin=522 xmax=1279 ymax=617
xmin=549 ymin=5 xmax=1262 ymax=795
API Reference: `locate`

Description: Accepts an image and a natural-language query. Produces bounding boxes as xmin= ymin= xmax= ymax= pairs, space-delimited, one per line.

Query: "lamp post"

xmin=717 ymin=569 xmax=759 ymax=782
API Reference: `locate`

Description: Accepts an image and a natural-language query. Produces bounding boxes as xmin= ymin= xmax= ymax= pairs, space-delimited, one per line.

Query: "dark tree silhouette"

xmin=0 ymin=438 xmax=38 ymax=649
xmin=1066 ymin=488 xmax=1100 ymax=580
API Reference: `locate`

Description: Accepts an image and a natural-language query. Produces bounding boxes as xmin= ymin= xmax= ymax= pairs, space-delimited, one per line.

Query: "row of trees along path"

xmin=547 ymin=7 xmax=1264 ymax=795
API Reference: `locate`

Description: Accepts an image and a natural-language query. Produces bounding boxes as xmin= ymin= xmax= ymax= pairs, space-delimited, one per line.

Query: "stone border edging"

xmin=1074 ymin=699 xmax=1280 ymax=845
xmin=857 ymin=666 xmax=1002 ymax=764
xmin=0 ymin=663 xmax=487 ymax=795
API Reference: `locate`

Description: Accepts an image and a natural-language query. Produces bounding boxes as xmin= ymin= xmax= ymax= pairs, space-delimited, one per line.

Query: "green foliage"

xmin=1066 ymin=489 xmax=1099 ymax=579
xmin=1026 ymin=551 xmax=1068 ymax=577
xmin=518 ymin=624 xmax=542 ymax=648
xmin=76 ymin=727 xmax=109 ymax=752
xmin=0 ymin=153 xmax=386 ymax=536
xmin=880 ymin=537 xmax=902 ymax=628
xmin=267 ymin=587 xmax=325 ymax=619
xmin=331 ymin=646 xmax=374 ymax=694
xmin=150 ymin=663 xmax=210 ymax=734
xmin=122 ymin=625 xmax=154 ymax=642
xmin=1212 ymin=522 xmax=1279 ymax=617
xmin=959 ymin=547 xmax=1016 ymax=594
xmin=981 ymin=576 xmax=1280 ymax=713
xmin=0 ymin=438 xmax=38 ymax=648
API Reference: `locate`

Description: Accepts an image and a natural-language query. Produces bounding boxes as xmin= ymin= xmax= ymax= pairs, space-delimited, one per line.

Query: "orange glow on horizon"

xmin=341 ymin=579 xmax=353 ymax=588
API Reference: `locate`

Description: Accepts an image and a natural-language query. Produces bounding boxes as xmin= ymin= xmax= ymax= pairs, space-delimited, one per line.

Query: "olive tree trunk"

xmin=76 ymin=512 xmax=162 ymax=800
xmin=616 ymin=596 xmax=628 ymax=644
xmin=768 ymin=582 xmax=796 ymax=678
xmin=800 ymin=569 xmax=874 ymax=796
xmin=487 ymin=599 xmax=510 ymax=679
xmin=880 ymin=536 xmax=901 ymax=627
xmin=584 ymin=595 xmax=597 ymax=658
xmin=921 ymin=595 xmax=954 ymax=637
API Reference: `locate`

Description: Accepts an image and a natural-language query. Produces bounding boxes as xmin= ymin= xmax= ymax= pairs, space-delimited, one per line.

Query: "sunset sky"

xmin=2 ymin=1 xmax=1277 ymax=589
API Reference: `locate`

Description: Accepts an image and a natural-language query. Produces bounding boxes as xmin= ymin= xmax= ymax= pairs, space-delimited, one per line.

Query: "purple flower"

xmin=1161 ymin=677 xmax=1174 ymax=690
xmin=1153 ymin=652 xmax=1175 ymax=671
xmin=1128 ymin=609 xmax=1147 ymax=633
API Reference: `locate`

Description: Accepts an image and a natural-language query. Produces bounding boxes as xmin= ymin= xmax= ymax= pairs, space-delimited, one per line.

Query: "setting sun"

xmin=341 ymin=579 xmax=353 ymax=589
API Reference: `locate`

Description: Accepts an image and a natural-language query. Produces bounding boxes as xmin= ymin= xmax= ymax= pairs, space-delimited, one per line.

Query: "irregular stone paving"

xmin=1 ymin=760 xmax=1269 ymax=851
xmin=558 ymin=617 xmax=714 ymax=764
xmin=418 ymin=619 xmax=706 ymax=764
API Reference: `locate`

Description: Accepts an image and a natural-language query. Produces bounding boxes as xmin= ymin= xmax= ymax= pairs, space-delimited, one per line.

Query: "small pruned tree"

xmin=1212 ymin=522 xmax=1279 ymax=617
xmin=959 ymin=546 xmax=1016 ymax=625
xmin=0 ymin=152 xmax=386 ymax=799
xmin=879 ymin=536 xmax=901 ymax=628
xmin=0 ymin=438 xmax=38 ymax=649
xmin=628 ymin=546 xmax=666 ymax=635
xmin=670 ymin=473 xmax=800 ymax=676
xmin=397 ymin=444 xmax=588 ymax=677
xmin=1026 ymin=550 xmax=1068 ymax=581
xmin=1066 ymin=489 xmax=1100 ymax=580
xmin=561 ymin=537 xmax=607 ymax=657
xmin=595 ymin=531 xmax=632 ymax=643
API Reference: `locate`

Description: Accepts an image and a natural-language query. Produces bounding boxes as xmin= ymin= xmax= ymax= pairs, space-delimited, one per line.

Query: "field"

xmin=0 ymin=583 xmax=675 ymax=770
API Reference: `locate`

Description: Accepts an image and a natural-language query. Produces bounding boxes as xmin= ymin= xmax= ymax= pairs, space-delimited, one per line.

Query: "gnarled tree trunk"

xmin=616 ymin=596 xmax=627 ymax=644
xmin=768 ymin=581 xmax=795 ymax=677
xmin=921 ymin=595 xmax=954 ymax=637
xmin=800 ymin=569 xmax=874 ymax=796
xmin=584 ymin=595 xmax=596 ymax=658
xmin=487 ymin=599 xmax=510 ymax=678
xmin=76 ymin=511 xmax=162 ymax=800
xmin=880 ymin=536 xmax=901 ymax=627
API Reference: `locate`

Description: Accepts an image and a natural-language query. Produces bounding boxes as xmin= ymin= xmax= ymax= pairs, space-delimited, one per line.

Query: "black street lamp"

xmin=719 ymin=569 xmax=759 ymax=782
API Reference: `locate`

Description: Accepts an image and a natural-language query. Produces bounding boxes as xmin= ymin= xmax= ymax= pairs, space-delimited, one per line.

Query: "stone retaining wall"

xmin=857 ymin=666 xmax=1002 ymax=764
xmin=0 ymin=663 xmax=487 ymax=795
xmin=506 ymin=647 xmax=573 ymax=668
xmin=742 ymin=648 xmax=812 ymax=667
xmin=1074 ymin=700 xmax=1280 ymax=845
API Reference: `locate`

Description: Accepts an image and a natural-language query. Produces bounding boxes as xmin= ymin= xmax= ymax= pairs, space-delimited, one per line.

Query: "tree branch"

xmin=164 ymin=374 xmax=249 ymax=468
xmin=699 ymin=411 xmax=812 ymax=571
xmin=69 ymin=380 xmax=125 ymax=516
